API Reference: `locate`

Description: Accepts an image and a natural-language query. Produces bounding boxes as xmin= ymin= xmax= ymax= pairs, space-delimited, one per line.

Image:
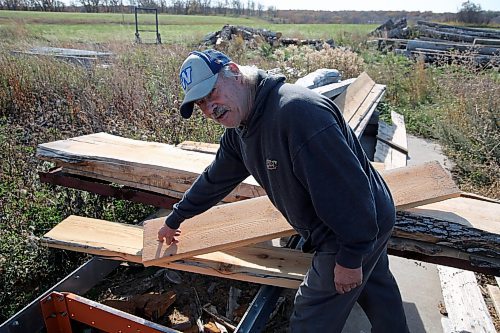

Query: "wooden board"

xmin=142 ymin=196 xmax=296 ymax=266
xmin=375 ymin=111 xmax=408 ymax=170
xmin=36 ymin=132 xmax=266 ymax=201
xmin=349 ymin=84 xmax=385 ymax=134
xmin=374 ymin=141 xmax=407 ymax=170
xmin=142 ymin=161 xmax=460 ymax=265
xmin=486 ymin=284 xmax=500 ymax=318
xmin=352 ymin=87 xmax=385 ymax=138
xmin=333 ymin=72 xmax=376 ymax=122
xmin=176 ymin=141 xmax=219 ymax=154
xmin=381 ymin=161 xmax=459 ymax=209
xmin=407 ymin=195 xmax=499 ymax=234
xmin=178 ymin=141 xmax=384 ymax=172
xmin=42 ymin=215 xmax=308 ymax=289
xmin=311 ymin=78 xmax=355 ymax=99
xmin=438 ymin=266 xmax=496 ymax=333
xmin=376 ymin=111 xmax=408 ymax=154
xmin=43 ymin=201 xmax=499 ymax=288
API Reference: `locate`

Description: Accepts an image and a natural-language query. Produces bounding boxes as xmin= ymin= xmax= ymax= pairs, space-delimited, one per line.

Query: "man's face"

xmin=195 ymin=71 xmax=250 ymax=128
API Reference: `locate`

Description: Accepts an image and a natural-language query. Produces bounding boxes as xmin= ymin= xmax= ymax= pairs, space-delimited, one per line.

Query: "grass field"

xmin=0 ymin=10 xmax=375 ymax=43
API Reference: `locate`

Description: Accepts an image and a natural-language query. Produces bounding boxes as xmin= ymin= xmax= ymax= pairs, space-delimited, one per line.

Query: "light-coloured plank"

xmin=311 ymin=78 xmax=355 ymax=99
xmin=349 ymin=84 xmax=385 ymax=133
xmin=42 ymin=215 xmax=307 ymax=289
xmin=37 ymin=132 xmax=266 ymax=200
xmin=352 ymin=86 xmax=385 ymax=138
xmin=333 ymin=72 xmax=376 ymax=122
xmin=177 ymin=141 xmax=219 ymax=154
xmin=438 ymin=266 xmax=496 ymax=333
xmin=142 ymin=196 xmax=296 ymax=265
xmin=486 ymin=284 xmax=500 ymax=317
xmin=42 ymin=213 xmax=499 ymax=289
xmin=407 ymin=196 xmax=499 ymax=234
xmin=374 ymin=140 xmax=407 ymax=170
xmin=382 ymin=161 xmax=459 ymax=210
xmin=376 ymin=111 xmax=408 ymax=154
xmin=374 ymin=111 xmax=408 ymax=170
xmin=142 ymin=161 xmax=460 ymax=265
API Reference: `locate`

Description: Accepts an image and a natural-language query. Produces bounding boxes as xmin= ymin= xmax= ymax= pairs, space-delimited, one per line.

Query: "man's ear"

xmin=227 ymin=62 xmax=241 ymax=76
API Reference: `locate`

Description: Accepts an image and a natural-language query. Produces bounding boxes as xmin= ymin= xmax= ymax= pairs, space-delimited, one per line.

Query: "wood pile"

xmin=202 ymin=24 xmax=334 ymax=49
xmin=370 ymin=19 xmax=500 ymax=67
xmin=36 ymin=72 xmax=500 ymax=277
xmin=370 ymin=17 xmax=411 ymax=40
xmin=37 ymin=135 xmax=500 ymax=276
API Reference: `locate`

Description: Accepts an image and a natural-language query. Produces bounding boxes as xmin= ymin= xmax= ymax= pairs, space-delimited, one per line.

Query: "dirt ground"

xmin=87 ymin=264 xmax=296 ymax=332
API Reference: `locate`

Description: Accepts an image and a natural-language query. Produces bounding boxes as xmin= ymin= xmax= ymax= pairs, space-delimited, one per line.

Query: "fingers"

xmin=157 ymin=226 xmax=181 ymax=245
xmin=335 ymin=282 xmax=361 ymax=294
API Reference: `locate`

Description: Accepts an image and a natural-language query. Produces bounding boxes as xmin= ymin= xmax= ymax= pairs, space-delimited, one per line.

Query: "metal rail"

xmin=41 ymin=292 xmax=179 ymax=333
xmin=0 ymin=258 xmax=121 ymax=333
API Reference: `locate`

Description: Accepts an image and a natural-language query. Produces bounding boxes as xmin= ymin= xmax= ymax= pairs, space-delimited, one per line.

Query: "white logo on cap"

xmin=180 ymin=66 xmax=193 ymax=90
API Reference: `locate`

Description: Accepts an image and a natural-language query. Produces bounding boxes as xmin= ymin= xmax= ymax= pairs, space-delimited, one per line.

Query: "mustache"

xmin=212 ymin=106 xmax=230 ymax=119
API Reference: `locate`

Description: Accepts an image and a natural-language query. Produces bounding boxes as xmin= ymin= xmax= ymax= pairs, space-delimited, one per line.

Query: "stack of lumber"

xmin=370 ymin=20 xmax=500 ymax=66
xmin=202 ymin=24 xmax=334 ymax=49
xmin=369 ymin=18 xmax=411 ymax=39
xmin=38 ymin=130 xmax=500 ymax=279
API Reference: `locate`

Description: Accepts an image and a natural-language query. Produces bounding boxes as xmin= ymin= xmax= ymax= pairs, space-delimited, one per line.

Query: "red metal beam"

xmin=39 ymin=168 xmax=179 ymax=209
xmin=40 ymin=292 xmax=179 ymax=333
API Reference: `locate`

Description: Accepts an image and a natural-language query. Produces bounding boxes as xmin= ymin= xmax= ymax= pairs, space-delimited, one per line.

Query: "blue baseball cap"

xmin=178 ymin=50 xmax=231 ymax=119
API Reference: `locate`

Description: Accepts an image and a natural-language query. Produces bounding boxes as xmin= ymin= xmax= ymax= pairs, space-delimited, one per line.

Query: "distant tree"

xmin=231 ymin=0 xmax=242 ymax=15
xmin=256 ymin=2 xmax=263 ymax=16
xmin=457 ymin=1 xmax=486 ymax=24
xmin=267 ymin=5 xmax=276 ymax=18
xmin=138 ymin=0 xmax=157 ymax=8
xmin=1 ymin=0 xmax=25 ymax=10
xmin=80 ymin=0 xmax=99 ymax=12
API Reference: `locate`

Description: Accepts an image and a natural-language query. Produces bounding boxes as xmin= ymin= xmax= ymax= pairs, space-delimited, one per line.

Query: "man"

xmin=158 ymin=49 xmax=409 ymax=332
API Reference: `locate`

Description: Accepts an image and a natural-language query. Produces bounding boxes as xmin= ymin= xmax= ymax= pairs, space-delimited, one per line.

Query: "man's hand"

xmin=334 ymin=263 xmax=363 ymax=294
xmin=157 ymin=224 xmax=181 ymax=245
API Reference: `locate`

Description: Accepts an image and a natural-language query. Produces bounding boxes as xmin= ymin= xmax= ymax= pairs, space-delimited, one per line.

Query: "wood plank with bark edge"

xmin=408 ymin=195 xmax=499 ymax=235
xmin=142 ymin=161 xmax=460 ymax=265
xmin=42 ymin=207 xmax=500 ymax=290
xmin=36 ymin=132 xmax=266 ymax=200
xmin=42 ymin=215 xmax=309 ymax=289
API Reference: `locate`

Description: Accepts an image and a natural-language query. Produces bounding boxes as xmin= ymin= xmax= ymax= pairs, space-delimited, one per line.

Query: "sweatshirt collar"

xmin=236 ymin=70 xmax=286 ymax=137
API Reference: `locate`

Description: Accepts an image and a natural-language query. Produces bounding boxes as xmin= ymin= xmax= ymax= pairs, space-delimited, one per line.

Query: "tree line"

xmin=0 ymin=0 xmax=498 ymax=26
xmin=0 ymin=0 xmax=277 ymax=16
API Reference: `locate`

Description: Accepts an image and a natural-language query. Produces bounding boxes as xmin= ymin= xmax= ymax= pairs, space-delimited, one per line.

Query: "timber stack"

xmin=202 ymin=24 xmax=334 ymax=49
xmin=371 ymin=19 xmax=500 ymax=67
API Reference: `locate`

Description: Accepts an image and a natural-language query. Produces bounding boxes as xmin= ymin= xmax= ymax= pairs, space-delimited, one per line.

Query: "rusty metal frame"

xmin=41 ymin=292 xmax=179 ymax=333
xmin=39 ymin=167 xmax=179 ymax=209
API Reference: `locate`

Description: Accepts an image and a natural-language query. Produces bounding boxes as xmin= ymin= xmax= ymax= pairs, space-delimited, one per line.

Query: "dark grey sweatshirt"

xmin=166 ymin=71 xmax=396 ymax=269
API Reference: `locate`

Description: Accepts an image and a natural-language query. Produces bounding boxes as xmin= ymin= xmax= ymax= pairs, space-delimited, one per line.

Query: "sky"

xmin=256 ymin=0 xmax=500 ymax=13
